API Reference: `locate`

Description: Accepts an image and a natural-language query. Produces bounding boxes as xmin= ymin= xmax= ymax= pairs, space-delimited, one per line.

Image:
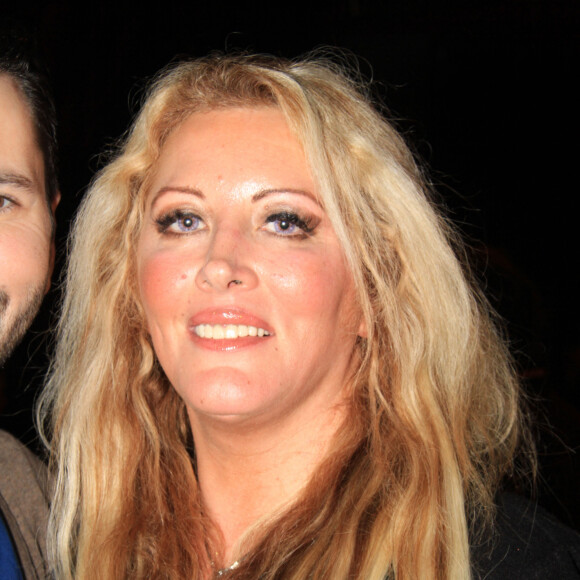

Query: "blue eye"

xmin=265 ymin=212 xmax=313 ymax=236
xmin=176 ymin=214 xmax=200 ymax=232
xmin=156 ymin=210 xmax=203 ymax=234
xmin=271 ymin=217 xmax=297 ymax=234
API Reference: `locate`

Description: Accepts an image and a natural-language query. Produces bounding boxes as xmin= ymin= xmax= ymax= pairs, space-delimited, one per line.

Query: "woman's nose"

xmin=195 ymin=230 xmax=258 ymax=292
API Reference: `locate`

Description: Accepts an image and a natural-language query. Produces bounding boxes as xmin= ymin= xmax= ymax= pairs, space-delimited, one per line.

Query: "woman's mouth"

xmin=189 ymin=309 xmax=273 ymax=350
xmin=193 ymin=324 xmax=271 ymax=339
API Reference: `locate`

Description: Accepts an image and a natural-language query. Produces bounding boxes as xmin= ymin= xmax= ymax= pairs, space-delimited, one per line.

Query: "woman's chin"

xmin=177 ymin=370 xmax=276 ymax=426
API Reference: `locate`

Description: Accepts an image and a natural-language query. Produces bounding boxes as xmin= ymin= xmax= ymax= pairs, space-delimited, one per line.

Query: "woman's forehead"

xmin=146 ymin=107 xmax=321 ymax=196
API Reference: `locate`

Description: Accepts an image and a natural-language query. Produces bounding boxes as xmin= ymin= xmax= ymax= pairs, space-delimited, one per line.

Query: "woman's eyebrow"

xmin=151 ymin=185 xmax=206 ymax=205
xmin=251 ymin=188 xmax=318 ymax=204
xmin=150 ymin=186 xmax=320 ymax=206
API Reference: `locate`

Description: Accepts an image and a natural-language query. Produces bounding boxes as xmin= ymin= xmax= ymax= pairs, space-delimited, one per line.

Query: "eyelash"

xmin=153 ymin=208 xmax=316 ymax=238
xmin=264 ymin=212 xmax=315 ymax=237
xmin=155 ymin=209 xmax=203 ymax=234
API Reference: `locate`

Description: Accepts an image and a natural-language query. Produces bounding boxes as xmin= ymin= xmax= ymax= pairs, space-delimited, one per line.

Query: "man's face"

xmin=0 ymin=74 xmax=55 ymax=366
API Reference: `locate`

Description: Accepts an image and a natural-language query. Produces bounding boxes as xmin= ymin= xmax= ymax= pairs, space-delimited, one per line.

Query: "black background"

xmin=1 ymin=0 xmax=579 ymax=529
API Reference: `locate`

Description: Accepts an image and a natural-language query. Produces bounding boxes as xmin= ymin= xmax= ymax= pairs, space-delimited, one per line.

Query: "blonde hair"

xmin=39 ymin=53 xmax=532 ymax=579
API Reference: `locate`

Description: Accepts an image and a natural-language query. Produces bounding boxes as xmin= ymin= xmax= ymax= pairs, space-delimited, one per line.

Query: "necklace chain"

xmin=215 ymin=559 xmax=240 ymax=577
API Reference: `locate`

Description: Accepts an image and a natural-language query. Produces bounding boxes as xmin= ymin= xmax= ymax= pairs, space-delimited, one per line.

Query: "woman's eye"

xmin=264 ymin=212 xmax=314 ymax=236
xmin=155 ymin=210 xmax=204 ymax=234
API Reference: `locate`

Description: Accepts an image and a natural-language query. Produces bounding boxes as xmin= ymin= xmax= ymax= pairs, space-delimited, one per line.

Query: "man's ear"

xmin=45 ymin=190 xmax=61 ymax=294
xmin=50 ymin=190 xmax=61 ymax=214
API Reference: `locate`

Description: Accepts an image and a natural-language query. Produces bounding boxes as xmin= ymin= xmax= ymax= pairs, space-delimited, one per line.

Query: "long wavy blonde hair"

xmin=39 ymin=53 xmax=532 ymax=579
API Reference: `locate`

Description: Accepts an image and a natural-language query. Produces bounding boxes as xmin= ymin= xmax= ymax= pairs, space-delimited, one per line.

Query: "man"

xmin=0 ymin=25 xmax=59 ymax=579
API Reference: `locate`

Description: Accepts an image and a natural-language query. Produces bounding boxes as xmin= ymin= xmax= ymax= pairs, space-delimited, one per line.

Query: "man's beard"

xmin=0 ymin=286 xmax=45 ymax=367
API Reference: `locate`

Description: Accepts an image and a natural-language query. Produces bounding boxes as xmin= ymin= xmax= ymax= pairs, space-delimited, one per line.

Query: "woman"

xmin=40 ymin=54 xmax=564 ymax=579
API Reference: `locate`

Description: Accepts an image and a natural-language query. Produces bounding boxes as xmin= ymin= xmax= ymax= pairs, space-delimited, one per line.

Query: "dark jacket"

xmin=472 ymin=493 xmax=580 ymax=578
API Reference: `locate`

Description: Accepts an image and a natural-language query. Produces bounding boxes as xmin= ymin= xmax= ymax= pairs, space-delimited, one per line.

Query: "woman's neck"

xmin=190 ymin=399 xmax=348 ymax=563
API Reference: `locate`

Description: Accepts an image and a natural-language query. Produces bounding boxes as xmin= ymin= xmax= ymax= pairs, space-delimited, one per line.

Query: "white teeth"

xmin=194 ymin=324 xmax=270 ymax=339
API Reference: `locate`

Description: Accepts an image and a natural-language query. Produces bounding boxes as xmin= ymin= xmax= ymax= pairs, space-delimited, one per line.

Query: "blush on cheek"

xmin=139 ymin=251 xmax=194 ymax=306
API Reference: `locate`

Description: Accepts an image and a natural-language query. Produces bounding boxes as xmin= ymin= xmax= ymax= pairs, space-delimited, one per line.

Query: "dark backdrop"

xmin=1 ymin=0 xmax=579 ymax=529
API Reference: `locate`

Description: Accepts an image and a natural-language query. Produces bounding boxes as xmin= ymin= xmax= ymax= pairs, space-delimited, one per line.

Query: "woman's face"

xmin=137 ymin=107 xmax=364 ymax=429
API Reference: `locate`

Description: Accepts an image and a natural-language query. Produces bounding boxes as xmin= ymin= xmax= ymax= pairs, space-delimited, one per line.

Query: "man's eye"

xmin=0 ymin=196 xmax=15 ymax=211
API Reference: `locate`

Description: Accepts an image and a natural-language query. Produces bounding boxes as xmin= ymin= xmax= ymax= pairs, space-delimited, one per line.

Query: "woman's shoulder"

xmin=472 ymin=492 xmax=580 ymax=579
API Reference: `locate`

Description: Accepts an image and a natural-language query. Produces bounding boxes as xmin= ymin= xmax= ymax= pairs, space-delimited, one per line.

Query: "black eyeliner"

xmin=155 ymin=209 xmax=198 ymax=233
xmin=266 ymin=211 xmax=315 ymax=234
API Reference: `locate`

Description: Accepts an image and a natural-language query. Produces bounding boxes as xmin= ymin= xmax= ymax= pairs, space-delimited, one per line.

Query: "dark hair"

xmin=0 ymin=22 xmax=59 ymax=204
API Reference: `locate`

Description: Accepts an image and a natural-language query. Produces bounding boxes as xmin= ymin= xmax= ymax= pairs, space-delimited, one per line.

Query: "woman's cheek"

xmin=138 ymin=250 xmax=194 ymax=317
xmin=262 ymin=252 xmax=338 ymax=311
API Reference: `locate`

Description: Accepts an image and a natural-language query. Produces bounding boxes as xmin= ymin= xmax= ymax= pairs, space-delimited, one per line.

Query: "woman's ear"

xmin=357 ymin=316 xmax=368 ymax=339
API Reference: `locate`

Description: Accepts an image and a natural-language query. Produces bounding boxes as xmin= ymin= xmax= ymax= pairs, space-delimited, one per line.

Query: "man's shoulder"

xmin=472 ymin=492 xmax=580 ymax=579
xmin=0 ymin=430 xmax=42 ymax=464
xmin=0 ymin=430 xmax=47 ymax=496
xmin=0 ymin=430 xmax=49 ymax=580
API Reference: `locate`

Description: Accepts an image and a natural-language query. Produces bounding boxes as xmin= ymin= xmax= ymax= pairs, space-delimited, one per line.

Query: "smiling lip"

xmin=188 ymin=309 xmax=273 ymax=351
